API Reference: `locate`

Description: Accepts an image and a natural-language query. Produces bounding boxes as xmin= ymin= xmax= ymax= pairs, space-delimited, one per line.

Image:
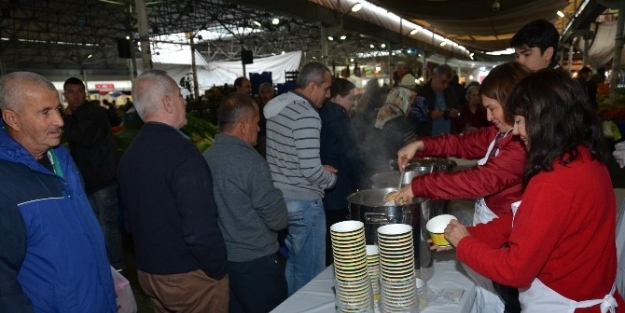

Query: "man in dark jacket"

xmin=0 ymin=72 xmax=116 ymax=313
xmin=63 ymin=77 xmax=125 ymax=270
xmin=118 ymin=70 xmax=228 ymax=312
xmin=417 ymin=64 xmax=461 ymax=136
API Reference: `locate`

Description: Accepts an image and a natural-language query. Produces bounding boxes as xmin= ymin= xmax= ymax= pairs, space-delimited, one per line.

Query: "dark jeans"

xmin=325 ymin=209 xmax=350 ymax=266
xmin=493 ymin=281 xmax=521 ymax=313
xmin=228 ymin=253 xmax=287 ymax=313
xmin=88 ymin=184 xmax=126 ymax=269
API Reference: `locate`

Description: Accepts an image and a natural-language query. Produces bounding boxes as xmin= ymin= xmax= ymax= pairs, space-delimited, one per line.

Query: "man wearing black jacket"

xmin=63 ymin=77 xmax=125 ymax=271
xmin=118 ymin=70 xmax=228 ymax=313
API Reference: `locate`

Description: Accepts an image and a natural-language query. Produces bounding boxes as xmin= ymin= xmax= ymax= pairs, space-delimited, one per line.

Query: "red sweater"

xmin=412 ymin=126 xmax=526 ymax=217
xmin=458 ymin=147 xmax=625 ymax=312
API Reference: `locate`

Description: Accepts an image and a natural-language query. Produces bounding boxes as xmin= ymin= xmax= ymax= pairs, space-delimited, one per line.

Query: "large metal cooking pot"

xmin=347 ymin=188 xmax=433 ymax=281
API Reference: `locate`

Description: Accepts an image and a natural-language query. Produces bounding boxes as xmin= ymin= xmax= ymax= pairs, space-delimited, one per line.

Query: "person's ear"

xmin=162 ymin=94 xmax=174 ymax=114
xmin=2 ymin=109 xmax=20 ymax=131
xmin=543 ymin=47 xmax=554 ymax=61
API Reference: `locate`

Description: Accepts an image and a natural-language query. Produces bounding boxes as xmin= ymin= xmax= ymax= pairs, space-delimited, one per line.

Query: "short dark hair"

xmin=330 ymin=77 xmax=356 ymax=99
xmin=218 ymin=93 xmax=258 ymax=132
xmin=505 ymin=69 xmax=607 ymax=183
xmin=510 ymin=19 xmax=560 ymax=62
xmin=295 ymin=62 xmax=330 ymax=89
xmin=433 ymin=64 xmax=452 ymax=79
xmin=234 ymin=77 xmax=248 ymax=88
xmin=63 ymin=77 xmax=85 ymax=90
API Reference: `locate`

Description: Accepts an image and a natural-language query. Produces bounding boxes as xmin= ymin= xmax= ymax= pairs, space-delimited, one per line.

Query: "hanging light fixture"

xmin=350 ymin=2 xmax=362 ymax=12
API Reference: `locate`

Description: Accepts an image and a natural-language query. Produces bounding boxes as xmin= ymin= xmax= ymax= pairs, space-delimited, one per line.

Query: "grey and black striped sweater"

xmin=264 ymin=91 xmax=337 ymax=200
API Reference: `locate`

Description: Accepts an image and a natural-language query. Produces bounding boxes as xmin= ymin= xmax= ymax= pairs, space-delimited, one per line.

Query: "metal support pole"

xmin=610 ymin=0 xmax=625 ymax=105
xmin=135 ymin=0 xmax=152 ymax=70
xmin=583 ymin=31 xmax=590 ymax=67
xmin=320 ymin=24 xmax=329 ymax=67
xmin=190 ymin=35 xmax=199 ymax=99
xmin=568 ymin=44 xmax=574 ymax=73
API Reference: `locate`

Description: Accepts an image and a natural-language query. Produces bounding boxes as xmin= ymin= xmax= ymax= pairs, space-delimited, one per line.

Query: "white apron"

xmin=519 ymin=279 xmax=617 ymax=313
xmin=466 ymin=134 xmax=507 ymax=313
xmin=510 ymin=202 xmax=619 ymax=313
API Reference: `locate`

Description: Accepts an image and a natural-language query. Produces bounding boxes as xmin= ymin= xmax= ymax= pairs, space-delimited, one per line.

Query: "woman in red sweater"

xmin=444 ymin=69 xmax=624 ymax=312
xmin=390 ymin=62 xmax=531 ymax=313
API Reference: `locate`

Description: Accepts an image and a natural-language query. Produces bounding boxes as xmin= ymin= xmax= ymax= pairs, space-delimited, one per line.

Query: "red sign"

xmin=95 ymin=83 xmax=115 ymax=89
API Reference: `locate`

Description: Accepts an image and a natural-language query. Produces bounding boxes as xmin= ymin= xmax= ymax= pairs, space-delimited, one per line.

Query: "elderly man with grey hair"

xmin=204 ymin=93 xmax=288 ymax=313
xmin=0 ymin=72 xmax=116 ymax=312
xmin=117 ymin=70 xmax=228 ymax=313
xmin=264 ymin=62 xmax=338 ymax=295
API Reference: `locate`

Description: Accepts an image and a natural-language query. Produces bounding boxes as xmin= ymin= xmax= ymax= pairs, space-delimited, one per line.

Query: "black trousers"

xmin=325 ymin=209 xmax=350 ymax=266
xmin=493 ymin=281 xmax=521 ymax=313
xmin=228 ymin=253 xmax=288 ymax=313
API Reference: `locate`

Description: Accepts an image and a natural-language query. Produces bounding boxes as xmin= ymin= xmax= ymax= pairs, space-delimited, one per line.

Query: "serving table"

xmin=270 ymin=250 xmax=476 ymax=313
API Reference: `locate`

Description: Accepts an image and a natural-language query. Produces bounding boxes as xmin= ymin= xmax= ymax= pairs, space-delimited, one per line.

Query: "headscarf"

xmin=374 ymin=87 xmax=413 ymax=129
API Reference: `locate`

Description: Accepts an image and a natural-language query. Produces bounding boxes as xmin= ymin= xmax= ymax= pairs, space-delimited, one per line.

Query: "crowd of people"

xmin=0 ymin=17 xmax=623 ymax=313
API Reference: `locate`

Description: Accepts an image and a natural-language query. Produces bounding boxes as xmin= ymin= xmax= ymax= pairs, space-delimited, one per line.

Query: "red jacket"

xmin=412 ymin=126 xmax=525 ymax=217
xmin=458 ymin=147 xmax=625 ymax=312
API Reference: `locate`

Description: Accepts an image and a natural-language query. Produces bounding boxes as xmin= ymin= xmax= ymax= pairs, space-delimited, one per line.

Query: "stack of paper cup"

xmin=366 ymin=245 xmax=381 ymax=312
xmin=377 ymin=224 xmax=419 ymax=313
xmin=331 ymin=221 xmax=374 ymax=313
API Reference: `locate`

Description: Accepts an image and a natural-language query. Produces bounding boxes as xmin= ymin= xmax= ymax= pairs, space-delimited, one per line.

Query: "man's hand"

xmin=431 ymin=109 xmax=444 ymax=120
xmin=449 ymin=108 xmax=460 ymax=119
xmin=323 ymin=165 xmax=338 ymax=173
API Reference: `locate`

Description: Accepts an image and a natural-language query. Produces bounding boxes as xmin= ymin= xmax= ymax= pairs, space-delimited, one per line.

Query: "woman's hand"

xmin=428 ymin=239 xmax=455 ymax=252
xmin=444 ymin=219 xmax=471 ymax=247
xmin=383 ymin=184 xmax=414 ymax=204
xmin=397 ymin=141 xmax=424 ymax=169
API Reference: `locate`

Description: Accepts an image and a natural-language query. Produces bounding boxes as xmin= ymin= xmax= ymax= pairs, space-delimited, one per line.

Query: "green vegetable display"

xmin=114 ymin=113 xmax=218 ymax=155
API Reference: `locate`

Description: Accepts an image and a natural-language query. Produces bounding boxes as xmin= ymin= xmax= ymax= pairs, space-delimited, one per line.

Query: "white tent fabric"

xmin=576 ymin=20 xmax=625 ymax=68
xmin=137 ymin=50 xmax=302 ymax=95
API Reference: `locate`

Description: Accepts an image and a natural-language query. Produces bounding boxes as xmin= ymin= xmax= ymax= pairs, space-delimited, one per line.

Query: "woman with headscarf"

xmin=366 ymin=87 xmax=417 ymax=175
xmin=441 ymin=69 xmax=625 ymax=313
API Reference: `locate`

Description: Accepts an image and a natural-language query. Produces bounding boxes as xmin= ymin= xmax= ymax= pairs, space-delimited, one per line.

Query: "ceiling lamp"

xmin=369 ymin=44 xmax=375 ymax=48
xmin=380 ymin=43 xmax=386 ymax=48
xmin=340 ymin=35 xmax=347 ymax=40
xmin=440 ymin=41 xmax=447 ymax=47
xmin=409 ymin=29 xmax=419 ymax=35
xmin=350 ymin=2 xmax=362 ymax=12
xmin=272 ymin=18 xmax=280 ymax=25
xmin=328 ymin=36 xmax=334 ymax=41
xmin=557 ymin=10 xmax=565 ymax=18
xmin=253 ymin=20 xmax=262 ymax=27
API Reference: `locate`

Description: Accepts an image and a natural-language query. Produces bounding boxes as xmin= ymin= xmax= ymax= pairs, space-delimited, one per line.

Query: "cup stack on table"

xmin=330 ymin=221 xmax=375 ymax=313
xmin=377 ymin=224 xmax=419 ymax=313
xmin=366 ymin=245 xmax=381 ymax=312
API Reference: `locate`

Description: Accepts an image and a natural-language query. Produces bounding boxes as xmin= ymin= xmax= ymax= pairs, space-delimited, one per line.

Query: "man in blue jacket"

xmin=0 ymin=72 xmax=117 ymax=312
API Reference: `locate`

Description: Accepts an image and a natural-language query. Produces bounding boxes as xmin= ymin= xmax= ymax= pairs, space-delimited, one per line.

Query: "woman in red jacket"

xmin=444 ymin=69 xmax=624 ymax=312
xmin=390 ymin=62 xmax=531 ymax=313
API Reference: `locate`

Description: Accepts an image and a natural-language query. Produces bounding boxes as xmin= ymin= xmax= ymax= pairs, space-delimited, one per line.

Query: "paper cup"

xmin=426 ymin=214 xmax=457 ymax=247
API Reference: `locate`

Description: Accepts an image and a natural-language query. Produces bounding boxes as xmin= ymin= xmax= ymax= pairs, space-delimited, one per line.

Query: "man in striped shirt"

xmin=264 ymin=62 xmax=337 ymax=296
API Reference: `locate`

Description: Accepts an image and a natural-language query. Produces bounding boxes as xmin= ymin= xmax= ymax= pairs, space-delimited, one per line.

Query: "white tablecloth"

xmin=270 ymin=250 xmax=476 ymax=313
